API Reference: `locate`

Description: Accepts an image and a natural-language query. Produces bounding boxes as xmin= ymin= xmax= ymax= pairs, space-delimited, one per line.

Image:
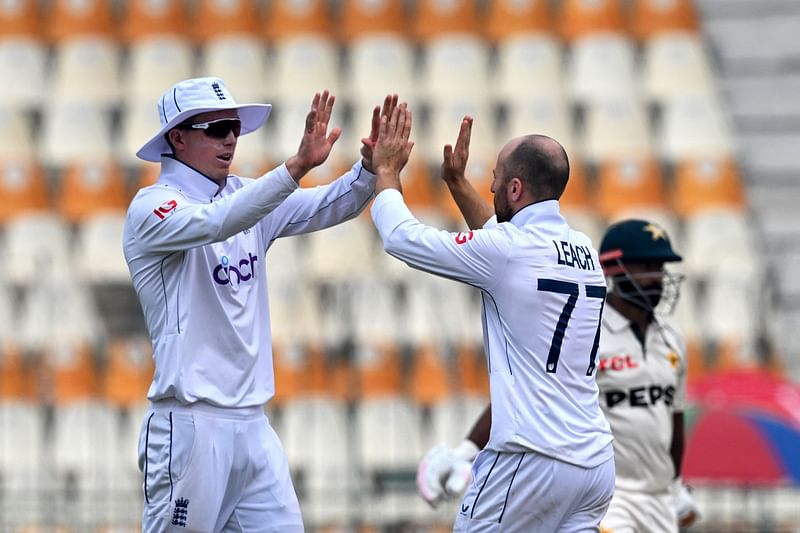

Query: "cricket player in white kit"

xmin=123 ymin=77 xmax=395 ymax=532
xmin=596 ymin=220 xmax=700 ymax=533
xmin=370 ymin=112 xmax=615 ymax=532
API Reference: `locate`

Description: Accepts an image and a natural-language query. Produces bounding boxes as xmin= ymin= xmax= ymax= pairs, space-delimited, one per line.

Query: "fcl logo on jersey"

xmin=153 ymin=199 xmax=178 ymax=220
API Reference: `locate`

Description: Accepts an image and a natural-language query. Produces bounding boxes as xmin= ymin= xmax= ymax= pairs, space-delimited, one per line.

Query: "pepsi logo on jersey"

xmin=605 ymin=385 xmax=676 ymax=409
xmin=212 ymin=253 xmax=258 ymax=286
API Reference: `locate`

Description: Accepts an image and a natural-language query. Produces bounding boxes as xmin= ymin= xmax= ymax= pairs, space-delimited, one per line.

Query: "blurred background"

xmin=1 ymin=0 xmax=800 ymax=531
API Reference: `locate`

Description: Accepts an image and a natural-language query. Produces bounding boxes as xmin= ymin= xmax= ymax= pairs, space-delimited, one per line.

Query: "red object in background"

xmin=683 ymin=369 xmax=800 ymax=487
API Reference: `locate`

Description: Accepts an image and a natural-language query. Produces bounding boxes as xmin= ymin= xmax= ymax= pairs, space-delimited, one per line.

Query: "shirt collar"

xmin=157 ymin=155 xmax=226 ymax=201
xmin=603 ymin=304 xmax=631 ymax=333
xmin=508 ymin=199 xmax=564 ymax=228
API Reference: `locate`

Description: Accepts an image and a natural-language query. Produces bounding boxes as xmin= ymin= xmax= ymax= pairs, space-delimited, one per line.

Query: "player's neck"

xmin=608 ymin=293 xmax=653 ymax=334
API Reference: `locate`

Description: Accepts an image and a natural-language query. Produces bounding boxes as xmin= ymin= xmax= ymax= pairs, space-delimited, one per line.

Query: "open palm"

xmin=295 ymin=90 xmax=341 ymax=169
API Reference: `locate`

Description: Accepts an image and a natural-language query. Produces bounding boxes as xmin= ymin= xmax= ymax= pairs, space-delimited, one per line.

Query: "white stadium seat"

xmin=124 ymin=37 xmax=195 ymax=104
xmin=658 ymin=93 xmax=736 ymax=162
xmin=346 ymin=35 xmax=417 ymax=102
xmin=568 ymin=34 xmax=638 ymax=106
xmin=50 ymin=37 xmax=122 ymax=108
xmin=0 ymin=37 xmax=47 ymax=109
xmin=197 ymin=36 xmax=269 ymax=105
xmin=74 ymin=212 xmax=132 ymax=285
xmin=40 ymin=101 xmax=114 ymax=165
xmin=419 ymin=35 xmax=491 ymax=102
xmin=582 ymin=97 xmax=653 ymax=164
xmin=495 ymin=33 xmax=565 ymax=101
xmin=270 ymin=36 xmax=341 ymax=102
xmin=642 ymin=32 xmax=717 ymax=103
xmin=0 ymin=106 xmax=35 ymax=160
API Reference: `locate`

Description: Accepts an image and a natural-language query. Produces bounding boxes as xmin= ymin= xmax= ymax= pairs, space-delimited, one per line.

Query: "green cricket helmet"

xmin=599 ymin=219 xmax=684 ymax=314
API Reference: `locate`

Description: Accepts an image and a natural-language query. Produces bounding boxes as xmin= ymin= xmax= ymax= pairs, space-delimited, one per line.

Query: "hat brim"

xmin=136 ymin=103 xmax=272 ymax=163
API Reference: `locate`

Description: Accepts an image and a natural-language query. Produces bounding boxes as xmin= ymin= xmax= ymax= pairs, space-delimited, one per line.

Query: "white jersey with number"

xmin=372 ymin=192 xmax=613 ymax=468
xmin=124 ymin=156 xmax=376 ymax=408
xmin=596 ymin=305 xmax=687 ymax=493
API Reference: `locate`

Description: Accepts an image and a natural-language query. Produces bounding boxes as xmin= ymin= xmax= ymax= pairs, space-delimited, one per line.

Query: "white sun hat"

xmin=136 ymin=77 xmax=272 ymax=162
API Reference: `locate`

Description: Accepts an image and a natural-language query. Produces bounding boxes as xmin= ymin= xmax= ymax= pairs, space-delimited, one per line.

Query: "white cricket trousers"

xmin=600 ymin=486 xmax=677 ymax=533
xmin=454 ymin=449 xmax=615 ymax=533
xmin=138 ymin=399 xmax=303 ymax=533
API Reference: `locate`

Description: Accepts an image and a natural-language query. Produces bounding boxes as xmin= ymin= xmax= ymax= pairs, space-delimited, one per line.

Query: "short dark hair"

xmin=506 ymin=135 xmax=570 ymax=200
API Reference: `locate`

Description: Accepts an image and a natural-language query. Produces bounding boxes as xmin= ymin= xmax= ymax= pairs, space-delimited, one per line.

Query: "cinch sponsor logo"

xmin=213 ymin=253 xmax=258 ymax=286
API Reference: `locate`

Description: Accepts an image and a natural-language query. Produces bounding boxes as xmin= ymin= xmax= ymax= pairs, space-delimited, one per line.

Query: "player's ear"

xmin=510 ymin=177 xmax=523 ymax=201
xmin=168 ymin=128 xmax=185 ymax=149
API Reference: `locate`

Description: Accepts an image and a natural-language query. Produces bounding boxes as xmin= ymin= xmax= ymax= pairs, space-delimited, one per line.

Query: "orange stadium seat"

xmin=630 ymin=0 xmax=698 ymax=41
xmin=0 ymin=347 xmax=36 ymax=400
xmin=121 ymin=0 xmax=188 ymax=42
xmin=0 ymin=160 xmax=49 ymax=224
xmin=339 ymin=0 xmax=407 ymax=41
xmin=400 ymin=160 xmax=439 ymax=213
xmin=45 ymin=343 xmax=100 ymax=403
xmin=135 ymin=161 xmax=161 ymax=189
xmin=558 ymin=0 xmax=627 ymax=42
xmin=412 ymin=0 xmax=481 ymax=42
xmin=262 ymin=0 xmax=332 ymax=41
xmin=356 ymin=343 xmax=403 ymax=398
xmin=596 ymin=156 xmax=666 ymax=219
xmin=559 ymin=157 xmax=592 ymax=212
xmin=271 ymin=343 xmax=305 ymax=406
xmin=47 ymin=0 xmax=114 ymax=42
xmin=672 ymin=156 xmax=745 ymax=217
xmin=192 ymin=0 xmax=261 ymax=41
xmin=408 ymin=343 xmax=451 ymax=406
xmin=0 ymin=0 xmax=40 ymax=37
xmin=101 ymin=337 xmax=153 ymax=407
xmin=455 ymin=343 xmax=489 ymax=397
xmin=57 ymin=161 xmax=128 ymax=223
xmin=485 ymin=0 xmax=552 ymax=43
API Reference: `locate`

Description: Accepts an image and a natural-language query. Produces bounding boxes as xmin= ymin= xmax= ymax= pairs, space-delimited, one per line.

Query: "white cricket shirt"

xmin=124 ymin=156 xmax=376 ymax=408
xmin=371 ymin=192 xmax=614 ymax=468
xmin=596 ymin=305 xmax=687 ymax=493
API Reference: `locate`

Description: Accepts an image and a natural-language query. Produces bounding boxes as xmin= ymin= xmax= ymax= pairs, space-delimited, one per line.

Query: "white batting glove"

xmin=416 ymin=440 xmax=479 ymax=508
xmin=672 ymin=478 xmax=700 ymax=529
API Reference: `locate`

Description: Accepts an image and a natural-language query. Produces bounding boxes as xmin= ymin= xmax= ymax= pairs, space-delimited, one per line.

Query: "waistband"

xmin=149 ymin=398 xmax=264 ymax=420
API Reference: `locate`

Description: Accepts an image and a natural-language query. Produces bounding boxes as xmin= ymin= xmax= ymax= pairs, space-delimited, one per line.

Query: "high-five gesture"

xmin=441 ymin=116 xmax=493 ymax=229
xmin=286 ymin=90 xmax=342 ymax=181
xmin=360 ymin=94 xmax=400 ymax=173
xmin=442 ymin=116 xmax=472 ymax=186
xmin=373 ymin=103 xmax=414 ymax=194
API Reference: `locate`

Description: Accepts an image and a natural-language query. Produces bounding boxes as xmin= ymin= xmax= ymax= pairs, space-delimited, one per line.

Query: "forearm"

xmin=467 ymin=404 xmax=491 ymax=449
xmin=445 ymin=178 xmax=494 ymax=230
xmin=670 ymin=412 xmax=685 ymax=477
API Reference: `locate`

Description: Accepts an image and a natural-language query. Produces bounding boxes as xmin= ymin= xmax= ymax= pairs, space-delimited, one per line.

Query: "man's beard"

xmin=615 ymin=277 xmax=663 ymax=311
xmin=494 ymin=190 xmax=512 ymax=223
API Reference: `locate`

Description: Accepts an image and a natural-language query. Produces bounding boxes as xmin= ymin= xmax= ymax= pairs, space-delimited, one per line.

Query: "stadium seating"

xmin=0 ymin=0 xmax=790 ymax=529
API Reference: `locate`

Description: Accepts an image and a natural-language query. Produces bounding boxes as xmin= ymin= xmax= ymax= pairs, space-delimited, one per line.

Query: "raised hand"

xmin=372 ymin=103 xmax=414 ymax=194
xmin=442 ymin=116 xmax=472 ymax=186
xmin=360 ymin=94 xmax=399 ymax=173
xmin=286 ymin=90 xmax=342 ymax=181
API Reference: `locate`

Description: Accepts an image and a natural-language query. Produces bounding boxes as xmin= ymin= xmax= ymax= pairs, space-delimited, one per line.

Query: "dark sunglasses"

xmin=183 ymin=118 xmax=242 ymax=139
